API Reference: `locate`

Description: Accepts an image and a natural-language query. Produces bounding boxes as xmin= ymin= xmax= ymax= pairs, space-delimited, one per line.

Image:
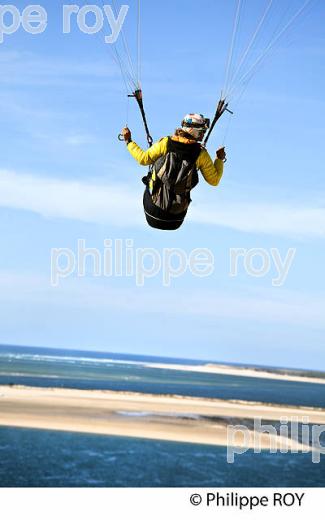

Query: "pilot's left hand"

xmin=217 ymin=147 xmax=227 ymax=161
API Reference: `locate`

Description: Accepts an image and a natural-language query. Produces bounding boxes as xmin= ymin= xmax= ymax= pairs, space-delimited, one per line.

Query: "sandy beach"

xmin=1 ymin=385 xmax=324 ymax=451
xmin=143 ymin=362 xmax=325 ymax=385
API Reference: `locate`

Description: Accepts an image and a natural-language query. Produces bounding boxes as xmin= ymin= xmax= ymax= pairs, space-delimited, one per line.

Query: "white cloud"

xmin=64 ymin=134 xmax=96 ymax=146
xmin=0 ymin=270 xmax=324 ymax=330
xmin=1 ymin=168 xmax=325 ymax=238
xmin=190 ymin=202 xmax=325 ymax=238
xmin=0 ymin=169 xmax=143 ymax=227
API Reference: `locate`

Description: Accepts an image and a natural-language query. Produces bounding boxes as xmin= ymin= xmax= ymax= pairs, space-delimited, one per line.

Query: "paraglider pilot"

xmin=121 ymin=114 xmax=226 ymax=230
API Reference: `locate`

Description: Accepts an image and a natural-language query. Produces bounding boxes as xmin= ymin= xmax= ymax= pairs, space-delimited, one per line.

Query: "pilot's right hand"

xmin=121 ymin=127 xmax=132 ymax=143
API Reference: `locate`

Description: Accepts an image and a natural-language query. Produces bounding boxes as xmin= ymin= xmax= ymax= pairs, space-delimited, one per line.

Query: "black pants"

xmin=143 ymin=189 xmax=186 ymax=231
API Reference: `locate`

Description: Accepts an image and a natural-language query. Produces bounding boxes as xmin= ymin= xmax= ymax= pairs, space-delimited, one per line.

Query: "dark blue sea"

xmin=0 ymin=345 xmax=325 ymax=487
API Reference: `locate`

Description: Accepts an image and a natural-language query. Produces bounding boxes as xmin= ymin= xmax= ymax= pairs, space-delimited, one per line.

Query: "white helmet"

xmin=181 ymin=113 xmax=210 ymax=140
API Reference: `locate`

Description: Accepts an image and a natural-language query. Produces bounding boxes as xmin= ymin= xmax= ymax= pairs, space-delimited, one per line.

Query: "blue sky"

xmin=0 ymin=0 xmax=324 ymax=369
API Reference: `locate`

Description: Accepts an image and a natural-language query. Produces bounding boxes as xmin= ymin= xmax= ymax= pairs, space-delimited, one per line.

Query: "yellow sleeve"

xmin=196 ymin=149 xmax=224 ymax=186
xmin=127 ymin=137 xmax=169 ymax=166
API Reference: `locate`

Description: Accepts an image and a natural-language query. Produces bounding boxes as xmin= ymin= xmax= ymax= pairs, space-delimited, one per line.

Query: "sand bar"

xmin=1 ymin=385 xmax=324 ymax=451
xmin=144 ymin=362 xmax=325 ymax=385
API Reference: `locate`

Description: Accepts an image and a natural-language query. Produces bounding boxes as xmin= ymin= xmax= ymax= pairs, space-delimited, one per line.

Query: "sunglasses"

xmin=183 ymin=118 xmax=210 ymax=129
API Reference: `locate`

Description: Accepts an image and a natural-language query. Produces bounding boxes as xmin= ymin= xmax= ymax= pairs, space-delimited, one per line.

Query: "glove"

xmin=217 ymin=147 xmax=227 ymax=161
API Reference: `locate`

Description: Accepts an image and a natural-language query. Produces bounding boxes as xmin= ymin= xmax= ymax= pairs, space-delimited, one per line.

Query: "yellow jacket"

xmin=127 ymin=135 xmax=224 ymax=186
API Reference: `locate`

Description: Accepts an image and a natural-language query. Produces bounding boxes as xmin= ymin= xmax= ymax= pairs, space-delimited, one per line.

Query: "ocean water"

xmin=1 ymin=427 xmax=325 ymax=487
xmin=0 ymin=345 xmax=325 ymax=487
xmin=1 ymin=345 xmax=325 ymax=407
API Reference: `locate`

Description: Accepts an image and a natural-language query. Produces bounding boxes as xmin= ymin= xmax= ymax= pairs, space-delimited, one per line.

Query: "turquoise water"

xmin=1 ymin=426 xmax=325 ymax=487
xmin=0 ymin=345 xmax=325 ymax=487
